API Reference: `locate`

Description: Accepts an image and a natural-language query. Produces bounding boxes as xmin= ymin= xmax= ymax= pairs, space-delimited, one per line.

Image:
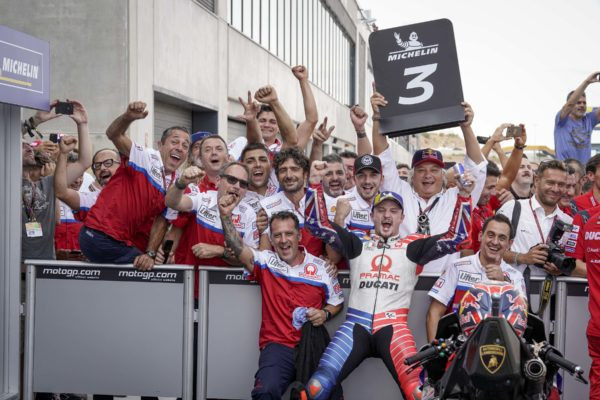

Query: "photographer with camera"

xmin=497 ymin=161 xmax=586 ymax=308
xmin=21 ymin=99 xmax=92 ymax=261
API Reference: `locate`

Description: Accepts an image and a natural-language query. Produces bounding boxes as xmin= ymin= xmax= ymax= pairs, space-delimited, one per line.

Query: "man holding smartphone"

xmin=554 ymin=71 xmax=600 ymax=164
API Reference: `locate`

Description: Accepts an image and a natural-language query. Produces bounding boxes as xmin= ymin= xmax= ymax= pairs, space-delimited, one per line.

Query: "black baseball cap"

xmin=354 ymin=154 xmax=382 ymax=174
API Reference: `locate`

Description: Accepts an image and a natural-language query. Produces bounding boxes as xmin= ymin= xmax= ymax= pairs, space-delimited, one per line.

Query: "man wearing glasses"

xmin=165 ymin=162 xmax=259 ymax=266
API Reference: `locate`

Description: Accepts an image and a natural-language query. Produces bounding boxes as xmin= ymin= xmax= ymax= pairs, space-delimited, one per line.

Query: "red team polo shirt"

xmin=575 ymin=213 xmax=600 ymax=337
xmin=574 ymin=191 xmax=600 ymax=212
xmin=84 ymin=143 xmax=177 ymax=248
xmin=246 ymin=248 xmax=344 ymax=349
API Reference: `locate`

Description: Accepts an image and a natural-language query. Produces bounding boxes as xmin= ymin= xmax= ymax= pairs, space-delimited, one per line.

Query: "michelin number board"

xmin=369 ymin=19 xmax=464 ymax=137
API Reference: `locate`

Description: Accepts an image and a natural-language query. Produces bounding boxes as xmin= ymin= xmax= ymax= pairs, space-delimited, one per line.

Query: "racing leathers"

xmin=303 ymin=186 xmax=472 ymax=400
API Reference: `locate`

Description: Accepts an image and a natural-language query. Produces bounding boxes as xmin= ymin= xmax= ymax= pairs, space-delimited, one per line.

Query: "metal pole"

xmin=196 ymin=270 xmax=210 ymax=400
xmin=554 ymin=279 xmax=568 ymax=355
xmin=182 ymin=270 xmax=194 ymax=400
xmin=23 ymin=264 xmax=36 ymax=400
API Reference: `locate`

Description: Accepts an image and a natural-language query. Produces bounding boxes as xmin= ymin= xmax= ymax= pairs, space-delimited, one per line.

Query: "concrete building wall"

xmin=1 ymin=0 xmax=413 ymax=162
xmin=0 ymin=0 xmax=128 ymax=151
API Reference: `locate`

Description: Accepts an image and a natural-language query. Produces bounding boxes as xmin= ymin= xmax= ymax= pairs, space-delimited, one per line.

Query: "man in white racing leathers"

xmin=296 ymin=173 xmax=474 ymax=400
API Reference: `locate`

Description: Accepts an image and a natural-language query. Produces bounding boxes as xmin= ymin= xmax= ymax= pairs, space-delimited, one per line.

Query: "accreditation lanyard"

xmin=529 ymin=199 xmax=556 ymax=244
xmin=161 ymin=169 xmax=176 ymax=192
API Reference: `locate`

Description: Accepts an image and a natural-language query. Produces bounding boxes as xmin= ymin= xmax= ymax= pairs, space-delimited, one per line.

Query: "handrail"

xmin=24 ymin=259 xmax=194 ymax=270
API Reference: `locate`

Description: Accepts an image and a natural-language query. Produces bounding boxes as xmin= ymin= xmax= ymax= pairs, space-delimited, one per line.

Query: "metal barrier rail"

xmin=22 ymin=261 xmax=589 ymax=400
xmin=23 ymin=260 xmax=194 ymax=400
xmin=554 ymin=276 xmax=590 ymax=399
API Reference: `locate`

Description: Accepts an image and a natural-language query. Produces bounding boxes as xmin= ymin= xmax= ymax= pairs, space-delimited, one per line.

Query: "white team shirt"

xmin=497 ymin=195 xmax=573 ymax=276
xmin=190 ymin=190 xmax=259 ymax=248
xmin=428 ymin=253 xmax=526 ymax=311
xmin=323 ymin=191 xmax=373 ymax=237
xmin=378 ymin=147 xmax=487 ymax=273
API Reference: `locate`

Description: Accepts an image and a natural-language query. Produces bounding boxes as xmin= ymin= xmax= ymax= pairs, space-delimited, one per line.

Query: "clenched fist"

xmin=254 ymin=86 xmax=278 ymax=104
xmin=292 ymin=65 xmax=308 ymax=81
xmin=125 ymin=101 xmax=148 ymax=121
xmin=178 ymin=166 xmax=205 ymax=186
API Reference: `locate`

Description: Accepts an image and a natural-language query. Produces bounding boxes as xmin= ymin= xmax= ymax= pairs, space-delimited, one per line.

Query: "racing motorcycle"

xmin=405 ymin=282 xmax=587 ymax=400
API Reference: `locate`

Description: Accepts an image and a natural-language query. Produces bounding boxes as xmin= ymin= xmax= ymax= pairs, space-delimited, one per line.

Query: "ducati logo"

xmin=479 ymin=345 xmax=506 ymax=374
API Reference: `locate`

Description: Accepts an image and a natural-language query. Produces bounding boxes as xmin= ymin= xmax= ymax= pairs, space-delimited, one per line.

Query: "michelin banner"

xmin=0 ymin=24 xmax=49 ymax=110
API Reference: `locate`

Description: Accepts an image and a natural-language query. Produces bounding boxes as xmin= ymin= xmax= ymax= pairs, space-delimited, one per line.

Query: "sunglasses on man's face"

xmin=221 ymin=174 xmax=249 ymax=189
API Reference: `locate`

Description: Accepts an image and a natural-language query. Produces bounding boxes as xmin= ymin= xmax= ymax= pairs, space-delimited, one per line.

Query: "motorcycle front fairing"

xmin=437 ymin=317 xmax=525 ymax=400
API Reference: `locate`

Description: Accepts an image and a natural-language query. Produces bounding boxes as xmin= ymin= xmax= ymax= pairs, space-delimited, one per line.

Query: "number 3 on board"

xmin=398 ymin=63 xmax=438 ymax=105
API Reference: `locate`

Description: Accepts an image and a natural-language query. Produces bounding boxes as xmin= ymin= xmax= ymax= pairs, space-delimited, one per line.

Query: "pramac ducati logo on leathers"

xmin=371 ymin=254 xmax=392 ymax=272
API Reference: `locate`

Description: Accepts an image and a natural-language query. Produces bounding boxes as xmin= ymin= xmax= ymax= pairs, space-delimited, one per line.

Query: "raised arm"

xmin=497 ymin=126 xmax=526 ymax=191
xmin=65 ymin=100 xmax=92 ymax=184
xmin=309 ymin=117 xmax=334 ymax=165
xmin=292 ymin=66 xmax=319 ymax=149
xmin=238 ymin=91 xmax=262 ymax=145
xmin=105 ymin=101 xmax=148 ymax=156
xmin=219 ymin=194 xmax=255 ymax=272
xmin=54 ymin=136 xmax=81 ymax=210
xmin=481 ymin=123 xmax=511 ymax=160
xmin=350 ymin=105 xmax=372 ymax=156
xmin=560 ymin=72 xmax=600 ymax=120
xmin=165 ymin=166 xmax=205 ymax=212
xmin=460 ymin=102 xmax=484 ymax=164
xmin=406 ymin=174 xmax=474 ymax=265
xmin=371 ymin=84 xmax=390 ymax=155
xmin=255 ymin=85 xmax=298 ymax=149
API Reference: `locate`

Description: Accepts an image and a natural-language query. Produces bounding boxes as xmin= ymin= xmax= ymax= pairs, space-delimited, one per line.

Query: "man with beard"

xmin=22 ymin=100 xmax=92 ymax=261
xmin=220 ymin=199 xmax=343 ymax=400
xmin=510 ymin=157 xmax=534 ymax=200
xmin=241 ymin=143 xmax=279 ymax=213
xmin=498 ymin=160 xmax=575 ymax=279
xmin=79 ymin=102 xmax=189 ymax=270
xmin=292 ymin=171 xmax=474 ymax=400
xmin=554 ymin=71 xmax=600 ymax=163
xmin=426 ymin=214 xmax=526 ymax=341
xmin=371 ymin=89 xmax=487 ymax=274
xmin=165 ymin=162 xmax=258 ymax=266
xmin=260 ymin=147 xmax=325 ymax=257
xmin=320 ymin=154 xmax=347 ymax=220
xmin=332 ymin=154 xmax=383 ymax=238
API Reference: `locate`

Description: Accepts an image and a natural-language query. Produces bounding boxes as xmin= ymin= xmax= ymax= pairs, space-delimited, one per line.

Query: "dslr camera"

xmin=535 ymin=219 xmax=575 ymax=275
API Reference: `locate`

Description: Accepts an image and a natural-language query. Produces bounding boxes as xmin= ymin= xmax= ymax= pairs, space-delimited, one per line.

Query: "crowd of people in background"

xmin=20 ymin=67 xmax=600 ymax=400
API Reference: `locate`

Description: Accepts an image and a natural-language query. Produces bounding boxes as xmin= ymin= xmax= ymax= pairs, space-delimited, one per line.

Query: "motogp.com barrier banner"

xmin=369 ymin=19 xmax=464 ymax=137
xmin=36 ymin=265 xmax=183 ymax=283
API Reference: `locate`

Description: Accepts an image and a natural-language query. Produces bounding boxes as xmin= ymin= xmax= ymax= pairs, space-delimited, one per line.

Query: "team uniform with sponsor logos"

xmin=245 ymin=248 xmax=343 ymax=399
xmin=564 ymin=205 xmax=600 ymax=258
xmin=189 ymin=189 xmax=259 ymax=266
xmin=260 ymin=190 xmax=325 ymax=257
xmin=429 ymin=253 xmax=526 ymax=314
xmin=303 ymin=186 xmax=472 ymax=400
xmin=323 ymin=191 xmax=373 ymax=238
xmin=243 ymin=170 xmax=280 ymax=214
xmin=574 ymin=190 xmax=600 ymax=212
xmin=573 ymin=209 xmax=600 ymax=399
xmin=55 ymin=201 xmax=84 ymax=254
xmin=79 ymin=143 xmax=179 ymax=263
xmin=378 ymin=147 xmax=486 ymax=273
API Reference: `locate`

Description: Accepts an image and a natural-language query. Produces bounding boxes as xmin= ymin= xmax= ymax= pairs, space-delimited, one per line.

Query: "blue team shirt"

xmin=554 ymin=109 xmax=599 ymax=164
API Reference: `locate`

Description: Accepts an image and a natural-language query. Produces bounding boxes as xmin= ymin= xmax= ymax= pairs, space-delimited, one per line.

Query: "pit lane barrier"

xmin=22 ymin=262 xmax=587 ymax=400
xmin=23 ymin=260 xmax=194 ymax=400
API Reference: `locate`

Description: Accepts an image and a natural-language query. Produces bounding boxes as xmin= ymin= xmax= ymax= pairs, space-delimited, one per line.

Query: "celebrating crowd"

xmin=21 ymin=67 xmax=600 ymax=399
